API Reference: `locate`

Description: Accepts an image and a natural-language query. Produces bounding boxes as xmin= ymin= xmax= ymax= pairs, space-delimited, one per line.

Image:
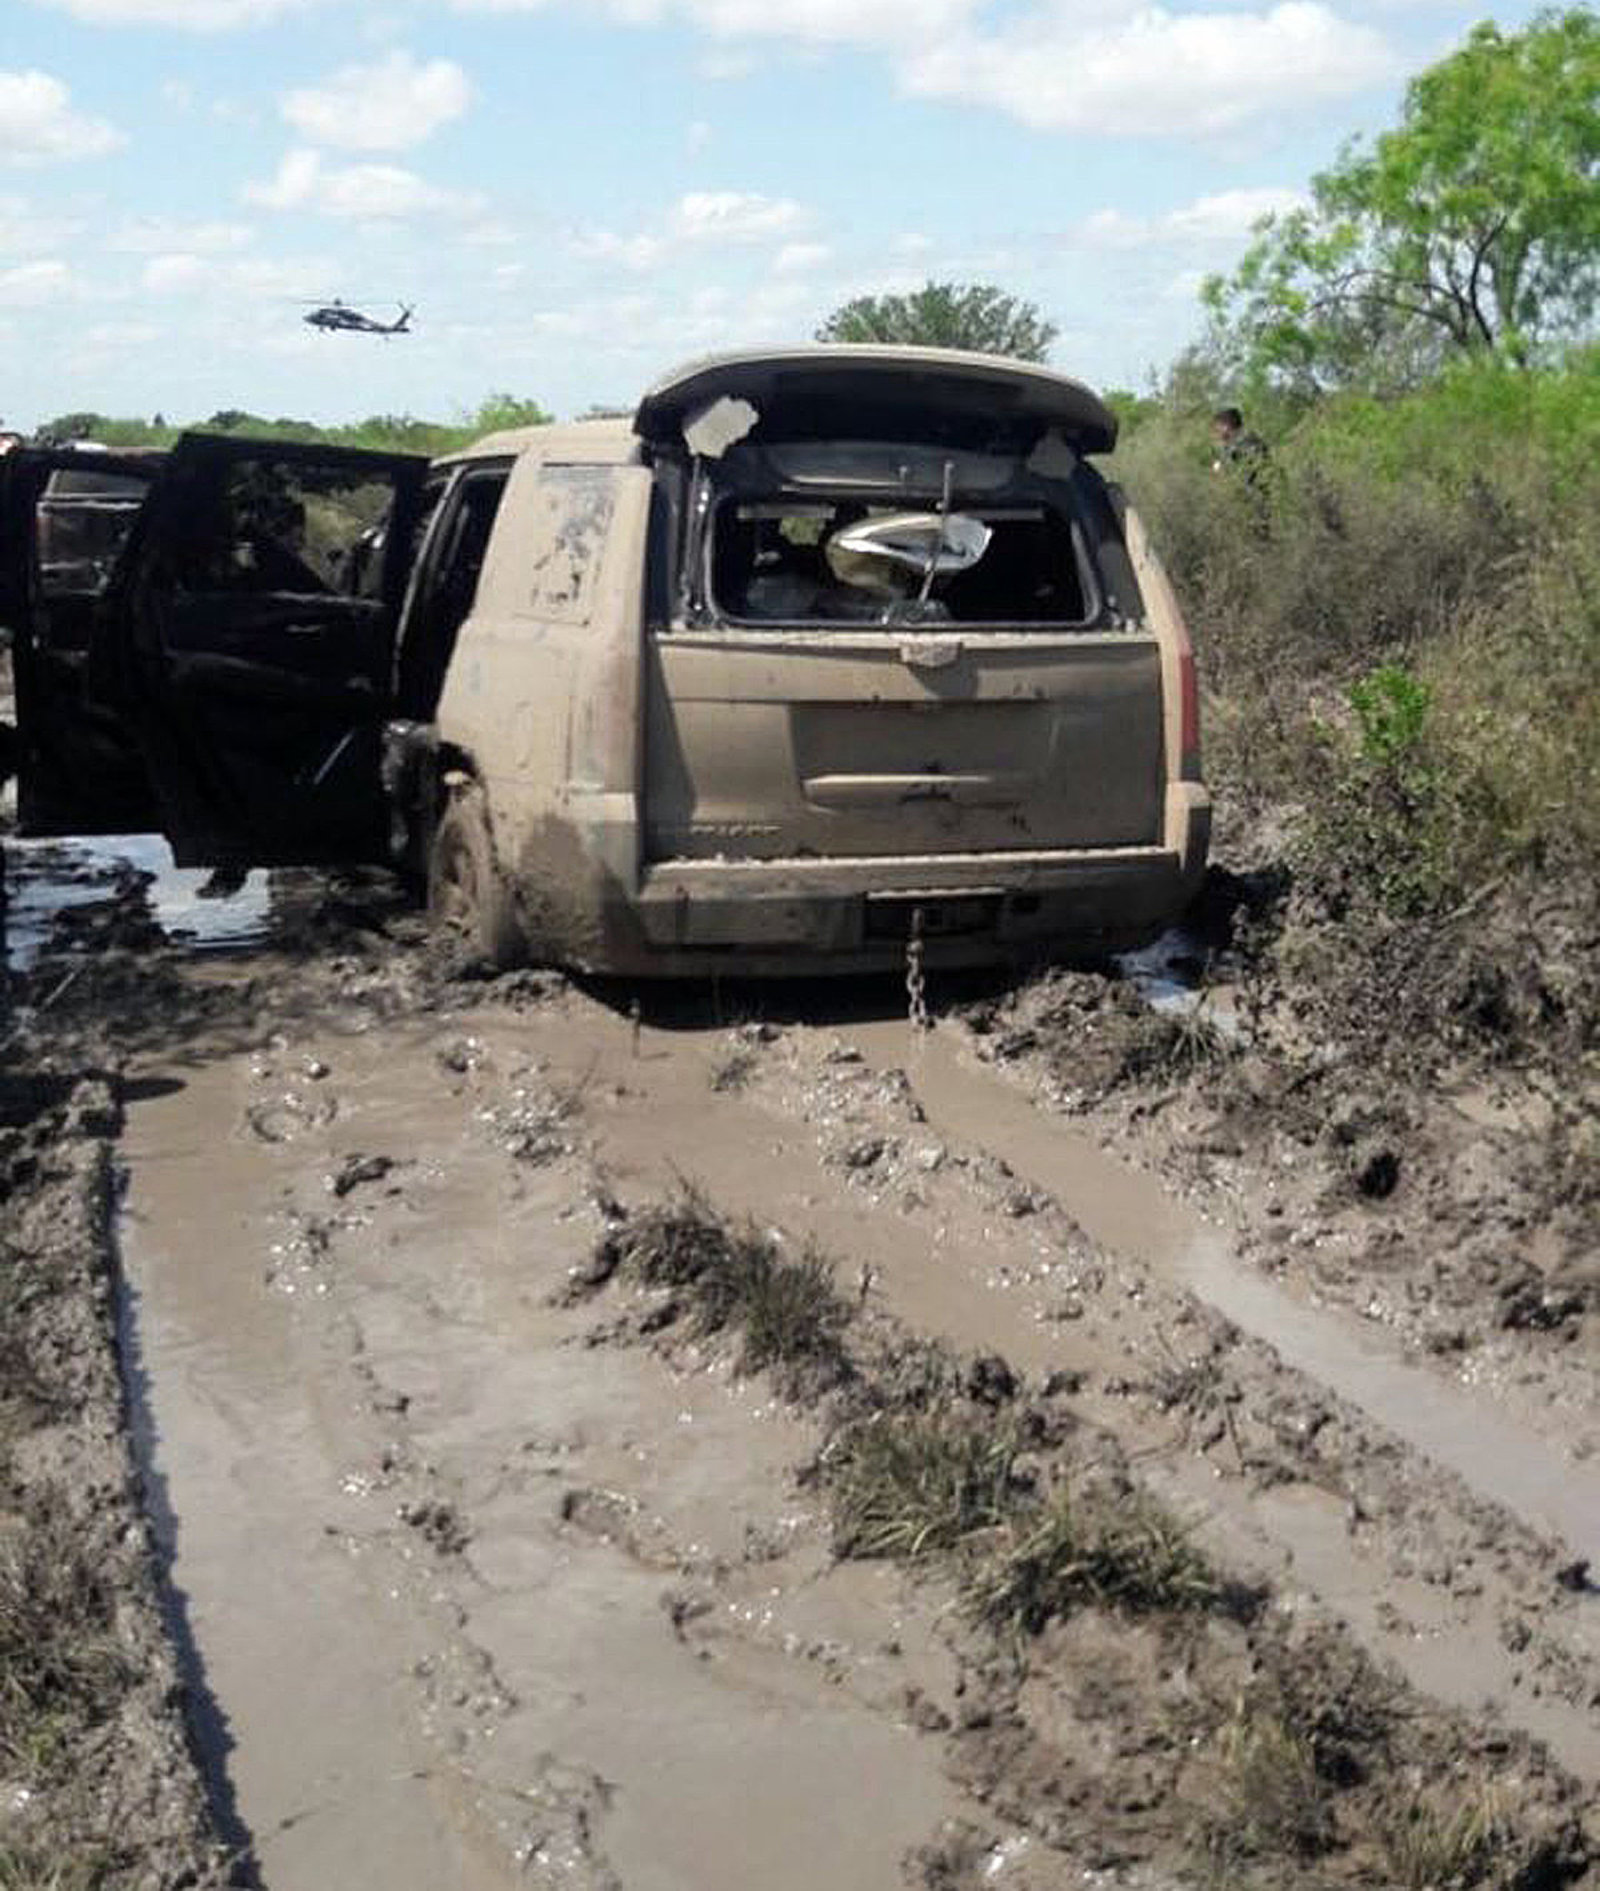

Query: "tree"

xmin=465 ymin=392 xmax=552 ymax=433
xmin=1202 ymin=8 xmax=1600 ymax=393
xmin=39 ymin=412 xmax=108 ymax=442
xmin=816 ymin=281 xmax=1058 ymax=361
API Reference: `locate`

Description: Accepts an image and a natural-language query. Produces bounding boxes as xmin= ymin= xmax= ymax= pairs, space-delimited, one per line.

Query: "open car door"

xmin=112 ymin=433 xmax=430 ymax=868
xmin=0 ymin=445 xmax=163 ymax=835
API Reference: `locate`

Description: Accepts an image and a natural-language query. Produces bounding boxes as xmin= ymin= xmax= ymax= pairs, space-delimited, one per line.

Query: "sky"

xmin=1 ymin=0 xmax=1545 ymax=430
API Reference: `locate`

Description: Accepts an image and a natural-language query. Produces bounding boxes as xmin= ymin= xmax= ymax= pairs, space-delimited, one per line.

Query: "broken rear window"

xmin=706 ymin=496 xmax=1096 ymax=628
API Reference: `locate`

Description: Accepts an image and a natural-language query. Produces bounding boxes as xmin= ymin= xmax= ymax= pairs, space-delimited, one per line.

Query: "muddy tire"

xmin=427 ymin=793 xmax=523 ymax=970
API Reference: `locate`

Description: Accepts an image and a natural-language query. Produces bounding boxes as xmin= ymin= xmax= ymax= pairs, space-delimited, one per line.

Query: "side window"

xmin=167 ymin=456 xmax=398 ymax=598
xmin=431 ymin=468 xmax=509 ymax=616
xmin=347 ymin=473 xmax=446 ymax=602
xmin=394 ymin=466 xmax=509 ymax=718
xmin=527 ymin=465 xmax=614 ymax=624
xmin=36 ymin=470 xmax=154 ymax=600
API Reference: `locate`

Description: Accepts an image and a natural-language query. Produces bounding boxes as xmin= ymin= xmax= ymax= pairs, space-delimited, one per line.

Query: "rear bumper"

xmin=623 ymin=803 xmax=1208 ymax=976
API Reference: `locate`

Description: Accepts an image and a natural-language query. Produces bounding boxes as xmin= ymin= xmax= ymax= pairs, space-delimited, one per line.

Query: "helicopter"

xmin=301 ymin=299 xmax=414 ymax=336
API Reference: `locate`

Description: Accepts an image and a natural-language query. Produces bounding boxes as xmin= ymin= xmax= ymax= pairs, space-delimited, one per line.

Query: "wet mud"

xmin=3 ymin=834 xmax=1597 ymax=1886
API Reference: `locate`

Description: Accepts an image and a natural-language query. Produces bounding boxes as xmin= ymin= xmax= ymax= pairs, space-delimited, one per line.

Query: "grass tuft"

xmin=827 ymin=1411 xmax=1017 ymax=1562
xmin=827 ymin=1407 xmax=1216 ymax=1635
xmin=1205 ymin=1706 xmax=1336 ymax=1864
xmin=0 ymin=1490 xmax=131 ymax=1777
xmin=605 ymin=1187 xmax=852 ymax=1379
xmin=966 ymin=1485 xmax=1217 ymax=1633
xmin=1379 ymin=1789 xmax=1505 ymax=1890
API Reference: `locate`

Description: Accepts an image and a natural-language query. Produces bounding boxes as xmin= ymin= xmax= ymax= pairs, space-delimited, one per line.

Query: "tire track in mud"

xmin=117 ymin=1015 xmax=987 ymax=1891
xmin=504 ymin=991 xmax=1600 ymax=1784
xmin=111 ymin=968 xmax=1599 ymax=1889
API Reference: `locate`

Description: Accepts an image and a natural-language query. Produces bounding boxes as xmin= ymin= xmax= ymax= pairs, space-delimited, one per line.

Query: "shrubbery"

xmin=1112 ymin=348 xmax=1599 ymax=1069
xmin=31 ymin=391 xmax=552 ymax=457
xmin=1114 ymin=349 xmax=1600 ymax=920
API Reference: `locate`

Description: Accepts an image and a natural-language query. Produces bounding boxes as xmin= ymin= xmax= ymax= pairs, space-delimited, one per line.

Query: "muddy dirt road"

xmin=4 ymin=838 xmax=1598 ymax=1888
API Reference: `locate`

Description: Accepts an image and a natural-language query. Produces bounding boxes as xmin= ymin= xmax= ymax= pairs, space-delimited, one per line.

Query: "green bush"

xmin=1115 ymin=352 xmax=1600 ymax=925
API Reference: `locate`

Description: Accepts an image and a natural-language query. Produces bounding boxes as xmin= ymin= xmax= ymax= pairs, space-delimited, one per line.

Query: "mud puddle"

xmin=3 ymin=834 xmax=269 ymax=967
xmin=561 ymin=991 xmax=1599 ymax=1564
xmin=502 ymin=994 xmax=1600 ymax=1782
xmin=866 ymin=1019 xmax=1600 ymax=1567
xmin=117 ymin=1017 xmax=984 ymax=1890
xmin=102 ymin=936 xmax=1599 ymax=1884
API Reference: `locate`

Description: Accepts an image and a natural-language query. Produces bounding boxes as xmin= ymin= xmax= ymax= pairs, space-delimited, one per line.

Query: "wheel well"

xmin=381 ymin=723 xmax=482 ymax=885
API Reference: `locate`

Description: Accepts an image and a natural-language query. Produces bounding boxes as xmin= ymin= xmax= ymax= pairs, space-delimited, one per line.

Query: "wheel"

xmin=426 ymin=791 xmax=523 ymax=969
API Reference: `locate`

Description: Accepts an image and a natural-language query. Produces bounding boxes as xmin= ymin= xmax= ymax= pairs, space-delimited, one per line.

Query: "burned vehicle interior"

xmin=2 ymin=431 xmax=528 ymax=860
xmin=3 ymin=450 xmax=166 ymax=834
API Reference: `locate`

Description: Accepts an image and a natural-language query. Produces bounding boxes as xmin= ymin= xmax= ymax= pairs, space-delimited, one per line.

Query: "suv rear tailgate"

xmin=644 ymin=629 xmax=1163 ymax=863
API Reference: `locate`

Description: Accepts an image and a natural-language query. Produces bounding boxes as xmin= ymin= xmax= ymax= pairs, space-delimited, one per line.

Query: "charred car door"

xmin=0 ymin=446 xmax=163 ymax=834
xmin=113 ymin=434 xmax=429 ymax=867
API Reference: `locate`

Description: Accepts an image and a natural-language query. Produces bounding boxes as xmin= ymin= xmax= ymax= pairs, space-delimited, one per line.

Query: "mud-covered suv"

xmin=1 ymin=348 xmax=1209 ymax=975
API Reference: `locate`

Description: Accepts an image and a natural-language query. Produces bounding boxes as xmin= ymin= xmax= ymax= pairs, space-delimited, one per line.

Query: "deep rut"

xmin=115 ymin=975 xmax=1600 ymax=1886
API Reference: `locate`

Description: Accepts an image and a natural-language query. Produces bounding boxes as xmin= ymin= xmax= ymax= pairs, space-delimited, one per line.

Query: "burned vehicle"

xmin=1 ymin=349 xmax=1209 ymax=974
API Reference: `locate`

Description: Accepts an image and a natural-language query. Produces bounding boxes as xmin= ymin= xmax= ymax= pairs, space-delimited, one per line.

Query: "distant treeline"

xmin=30 ymin=393 xmax=553 ymax=456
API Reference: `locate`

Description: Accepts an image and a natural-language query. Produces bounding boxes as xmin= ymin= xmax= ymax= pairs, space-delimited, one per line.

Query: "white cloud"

xmin=34 ymin=0 xmax=314 ymax=25
xmin=0 ymin=71 xmax=120 ymax=164
xmin=0 ymin=260 xmax=73 ymax=305
xmin=1164 ymin=186 xmax=1307 ymax=241
xmin=1078 ymin=186 xmax=1304 ymax=249
xmin=112 ymin=216 xmax=253 ymax=254
xmin=0 ymin=194 xmax=85 ymax=253
xmin=450 ymin=0 xmax=977 ymax=41
xmin=444 ymin=0 xmax=1390 ymax=134
xmin=573 ymin=228 xmax=667 ymax=271
xmin=574 ymin=190 xmax=813 ymax=272
xmin=772 ymin=241 xmax=832 ymax=274
xmin=671 ymin=190 xmax=807 ymax=243
xmin=142 ymin=253 xmax=213 ymax=292
xmin=671 ymin=0 xmax=974 ymax=41
xmin=281 ymin=51 xmax=471 ymax=152
xmin=902 ymin=3 xmax=1397 ymax=135
xmin=80 ymin=319 xmax=163 ymax=347
xmin=697 ymin=47 xmax=761 ymax=80
xmin=227 ymin=253 xmax=341 ymax=296
xmin=244 ymin=147 xmax=478 ymax=220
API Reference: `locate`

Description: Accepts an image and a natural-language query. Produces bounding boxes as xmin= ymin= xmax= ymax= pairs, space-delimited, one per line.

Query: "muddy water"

xmin=867 ymin=1022 xmax=1600 ymax=1565
xmin=4 ymin=835 xmax=269 ymax=966
xmin=534 ymin=997 xmax=1600 ymax=1566
xmin=502 ymin=998 xmax=1600 ymax=1782
xmin=118 ymin=1020 xmax=979 ymax=1891
xmin=120 ymin=1059 xmax=508 ymax=1891
xmin=112 ymin=958 xmax=1600 ymax=1887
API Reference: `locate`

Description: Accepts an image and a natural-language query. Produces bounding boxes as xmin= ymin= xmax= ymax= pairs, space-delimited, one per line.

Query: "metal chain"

xmin=905 ymin=906 xmax=930 ymax=1038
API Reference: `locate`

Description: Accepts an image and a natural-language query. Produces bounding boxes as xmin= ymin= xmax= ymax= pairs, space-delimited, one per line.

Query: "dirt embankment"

xmin=2 ymin=836 xmax=1597 ymax=1888
xmin=1 ymin=1036 xmax=226 ymax=1882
